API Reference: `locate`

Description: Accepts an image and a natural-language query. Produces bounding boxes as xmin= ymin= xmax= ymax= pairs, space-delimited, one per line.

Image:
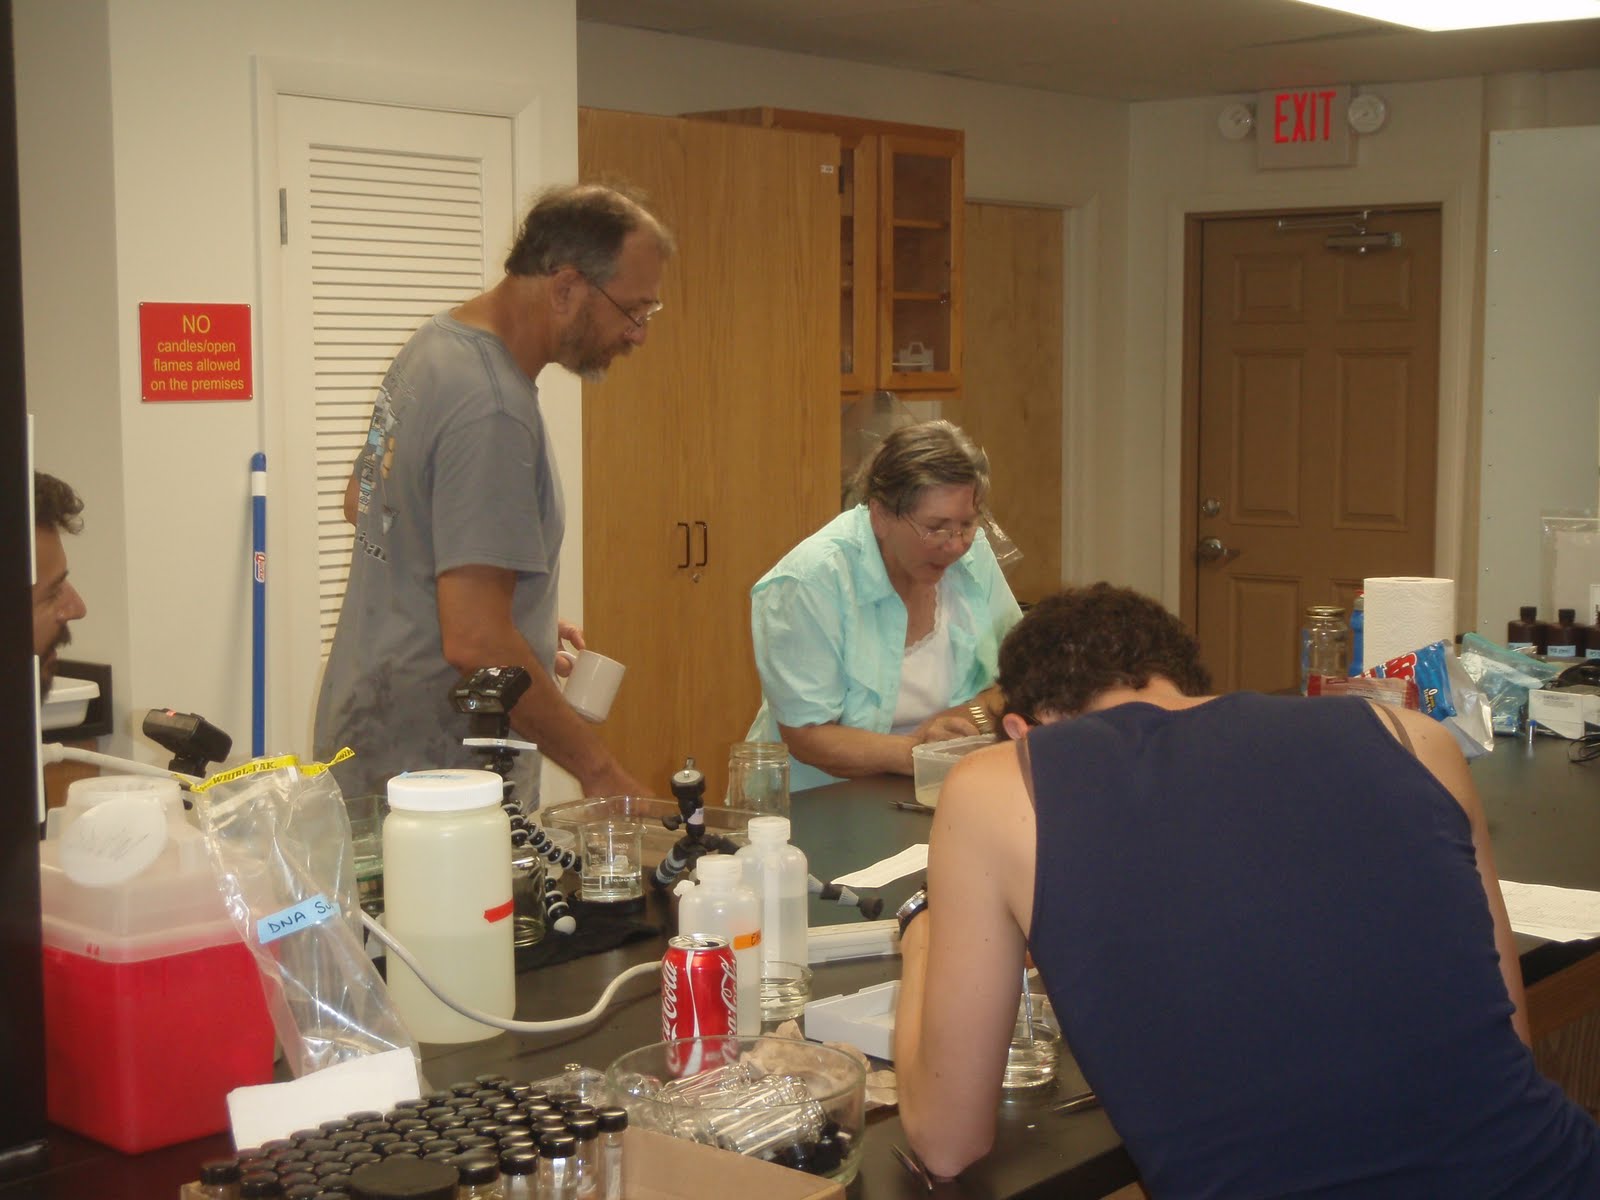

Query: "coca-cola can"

xmin=661 ymin=934 xmax=738 ymax=1075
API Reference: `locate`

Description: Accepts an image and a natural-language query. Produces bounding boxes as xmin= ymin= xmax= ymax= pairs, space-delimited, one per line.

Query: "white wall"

xmin=17 ymin=0 xmax=580 ymax=763
xmin=15 ymin=0 xmax=130 ymax=735
xmin=576 ymin=22 xmax=1131 ymax=587
xmin=1478 ymin=126 xmax=1600 ymax=633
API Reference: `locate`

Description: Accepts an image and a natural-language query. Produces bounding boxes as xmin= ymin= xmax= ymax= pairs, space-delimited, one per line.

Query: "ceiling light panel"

xmin=1289 ymin=0 xmax=1600 ymax=31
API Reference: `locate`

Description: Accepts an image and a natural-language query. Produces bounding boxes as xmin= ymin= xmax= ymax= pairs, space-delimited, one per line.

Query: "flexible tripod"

xmin=650 ymin=757 xmax=741 ymax=889
xmin=452 ymin=666 xmax=578 ymax=934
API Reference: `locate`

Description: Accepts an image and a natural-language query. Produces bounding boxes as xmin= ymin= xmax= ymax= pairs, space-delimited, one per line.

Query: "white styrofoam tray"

xmin=42 ymin=675 xmax=98 ymax=731
xmin=804 ymin=979 xmax=898 ymax=1062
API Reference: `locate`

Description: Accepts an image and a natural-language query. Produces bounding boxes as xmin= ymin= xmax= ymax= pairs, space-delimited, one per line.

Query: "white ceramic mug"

xmin=560 ymin=649 xmax=626 ymax=723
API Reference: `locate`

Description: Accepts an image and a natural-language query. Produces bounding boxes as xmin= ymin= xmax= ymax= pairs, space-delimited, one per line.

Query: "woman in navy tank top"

xmin=894 ymin=583 xmax=1600 ymax=1196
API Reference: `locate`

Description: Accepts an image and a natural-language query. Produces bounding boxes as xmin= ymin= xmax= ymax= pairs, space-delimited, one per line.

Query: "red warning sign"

xmin=139 ymin=302 xmax=253 ymax=402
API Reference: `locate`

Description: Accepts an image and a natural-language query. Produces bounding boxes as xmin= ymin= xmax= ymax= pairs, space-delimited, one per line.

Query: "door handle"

xmin=676 ymin=522 xmax=691 ymax=569
xmin=1196 ymin=536 xmax=1241 ymax=565
xmin=693 ymin=520 xmax=709 ymax=568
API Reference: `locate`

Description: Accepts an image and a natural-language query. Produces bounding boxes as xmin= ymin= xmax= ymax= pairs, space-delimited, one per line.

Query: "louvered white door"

xmin=276 ymin=96 xmax=514 ymax=751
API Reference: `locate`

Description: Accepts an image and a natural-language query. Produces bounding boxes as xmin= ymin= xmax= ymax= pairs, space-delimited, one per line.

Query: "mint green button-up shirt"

xmin=745 ymin=505 xmax=1022 ymax=792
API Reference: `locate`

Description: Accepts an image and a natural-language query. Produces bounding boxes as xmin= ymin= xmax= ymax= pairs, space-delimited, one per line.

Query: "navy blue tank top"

xmin=1027 ymin=693 xmax=1600 ymax=1199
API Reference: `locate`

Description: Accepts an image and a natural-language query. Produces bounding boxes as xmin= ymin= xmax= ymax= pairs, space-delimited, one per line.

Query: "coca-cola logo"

xmin=661 ymin=957 xmax=679 ymax=1040
xmin=719 ymin=955 xmax=738 ymax=1020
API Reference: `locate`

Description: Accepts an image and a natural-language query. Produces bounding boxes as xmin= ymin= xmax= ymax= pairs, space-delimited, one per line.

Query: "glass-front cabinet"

xmin=878 ymin=134 xmax=963 ymax=393
xmin=684 ymin=107 xmax=964 ymax=397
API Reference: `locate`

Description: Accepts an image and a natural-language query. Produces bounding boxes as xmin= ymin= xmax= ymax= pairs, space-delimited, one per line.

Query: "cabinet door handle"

xmin=676 ymin=522 xmax=691 ymax=569
xmin=694 ymin=520 xmax=709 ymax=568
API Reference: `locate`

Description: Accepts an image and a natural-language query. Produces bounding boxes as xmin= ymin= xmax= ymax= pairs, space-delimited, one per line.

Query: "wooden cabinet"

xmin=578 ymin=108 xmax=841 ymax=801
xmin=689 ymin=108 xmax=964 ymax=397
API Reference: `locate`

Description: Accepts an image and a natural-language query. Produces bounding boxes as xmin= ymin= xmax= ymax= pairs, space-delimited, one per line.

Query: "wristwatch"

xmin=967 ymin=702 xmax=994 ymax=736
xmin=896 ymin=887 xmax=929 ymax=939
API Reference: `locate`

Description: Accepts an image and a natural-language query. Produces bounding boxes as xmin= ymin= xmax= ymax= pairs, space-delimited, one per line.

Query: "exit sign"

xmin=1257 ymin=85 xmax=1353 ymax=169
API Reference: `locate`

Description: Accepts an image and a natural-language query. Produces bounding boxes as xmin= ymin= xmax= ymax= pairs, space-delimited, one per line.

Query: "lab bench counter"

xmin=8 ymin=734 xmax=1594 ymax=1198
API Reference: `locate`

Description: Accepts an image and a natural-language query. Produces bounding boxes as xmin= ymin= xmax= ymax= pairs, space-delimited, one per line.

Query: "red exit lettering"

xmin=1273 ymin=89 xmax=1338 ymax=144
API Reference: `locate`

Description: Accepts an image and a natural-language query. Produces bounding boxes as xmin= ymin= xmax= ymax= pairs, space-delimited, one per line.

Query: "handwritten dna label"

xmin=258 ymin=894 xmax=341 ymax=945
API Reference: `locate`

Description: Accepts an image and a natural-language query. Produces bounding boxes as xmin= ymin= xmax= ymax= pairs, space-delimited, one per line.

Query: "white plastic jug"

xmin=383 ymin=769 xmax=515 ymax=1043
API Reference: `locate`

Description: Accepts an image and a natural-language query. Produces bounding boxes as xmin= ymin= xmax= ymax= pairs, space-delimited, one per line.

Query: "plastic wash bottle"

xmin=675 ymin=854 xmax=761 ymax=1035
xmin=735 ymin=815 xmax=809 ymax=973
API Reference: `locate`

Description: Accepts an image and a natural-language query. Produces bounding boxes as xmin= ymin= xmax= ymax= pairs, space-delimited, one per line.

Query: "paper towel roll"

xmin=1363 ymin=577 xmax=1456 ymax=668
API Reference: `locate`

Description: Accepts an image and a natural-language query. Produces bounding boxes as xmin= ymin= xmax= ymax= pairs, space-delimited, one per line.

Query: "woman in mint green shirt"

xmin=747 ymin=421 xmax=1023 ymax=792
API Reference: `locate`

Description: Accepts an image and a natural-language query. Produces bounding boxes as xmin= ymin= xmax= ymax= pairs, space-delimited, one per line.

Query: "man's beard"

xmin=38 ymin=626 xmax=70 ymax=703
xmin=556 ymin=308 xmax=621 ymax=382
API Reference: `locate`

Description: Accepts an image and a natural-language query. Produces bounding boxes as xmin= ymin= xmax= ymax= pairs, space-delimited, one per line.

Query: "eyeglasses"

xmin=583 ymin=274 xmax=663 ymax=329
xmin=901 ymin=514 xmax=981 ymax=547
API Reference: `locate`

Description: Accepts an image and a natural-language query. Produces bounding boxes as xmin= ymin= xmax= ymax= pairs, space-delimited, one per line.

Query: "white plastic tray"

xmin=42 ymin=675 xmax=98 ymax=731
xmin=804 ymin=979 xmax=899 ymax=1062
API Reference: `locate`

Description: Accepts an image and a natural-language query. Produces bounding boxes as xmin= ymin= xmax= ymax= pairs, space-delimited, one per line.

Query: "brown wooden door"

xmin=580 ymin=109 xmax=839 ymax=799
xmin=1190 ymin=209 xmax=1441 ymax=693
xmin=949 ymin=201 xmax=1063 ymax=605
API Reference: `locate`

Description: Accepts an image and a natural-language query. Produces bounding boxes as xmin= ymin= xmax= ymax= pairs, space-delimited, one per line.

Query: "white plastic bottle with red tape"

xmin=674 ymin=854 xmax=761 ymax=1035
xmin=382 ymin=768 xmax=514 ymax=1043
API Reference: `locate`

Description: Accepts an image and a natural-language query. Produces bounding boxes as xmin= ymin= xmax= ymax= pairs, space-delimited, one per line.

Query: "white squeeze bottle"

xmin=382 ymin=768 xmax=515 ymax=1043
xmin=735 ymin=816 xmax=809 ymax=972
xmin=675 ymin=854 xmax=761 ymax=1035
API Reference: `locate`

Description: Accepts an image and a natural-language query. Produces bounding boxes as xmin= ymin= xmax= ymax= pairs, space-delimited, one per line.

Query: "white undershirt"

xmin=890 ymin=582 xmax=953 ymax=735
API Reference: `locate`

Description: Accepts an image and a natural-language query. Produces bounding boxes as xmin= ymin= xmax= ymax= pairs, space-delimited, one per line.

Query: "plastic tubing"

xmin=38 ymin=741 xmax=200 ymax=786
xmin=359 ymin=911 xmax=660 ymax=1034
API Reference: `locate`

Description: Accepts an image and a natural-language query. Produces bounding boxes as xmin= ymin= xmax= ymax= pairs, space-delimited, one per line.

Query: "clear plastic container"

xmin=910 ymin=734 xmax=995 ymax=808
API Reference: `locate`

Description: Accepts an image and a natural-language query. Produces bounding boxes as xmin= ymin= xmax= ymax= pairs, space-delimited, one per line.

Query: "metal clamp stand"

xmin=451 ymin=667 xmax=578 ymax=935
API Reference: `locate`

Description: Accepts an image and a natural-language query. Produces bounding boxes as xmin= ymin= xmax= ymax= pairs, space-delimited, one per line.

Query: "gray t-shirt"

xmin=313 ymin=312 xmax=563 ymax=800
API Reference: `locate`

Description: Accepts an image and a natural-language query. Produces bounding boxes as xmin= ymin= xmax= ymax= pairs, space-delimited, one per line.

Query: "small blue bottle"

xmin=1348 ymin=592 xmax=1364 ymax=676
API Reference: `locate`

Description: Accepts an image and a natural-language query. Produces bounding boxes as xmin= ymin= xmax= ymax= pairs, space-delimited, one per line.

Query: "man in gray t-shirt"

xmin=313 ymin=184 xmax=673 ymax=801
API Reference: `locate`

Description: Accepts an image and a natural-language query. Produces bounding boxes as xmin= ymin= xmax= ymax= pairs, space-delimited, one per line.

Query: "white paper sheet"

xmin=831 ymin=844 xmax=929 ymax=889
xmin=226 ymin=1047 xmax=422 ymax=1149
xmin=1500 ymin=879 xmax=1600 ymax=942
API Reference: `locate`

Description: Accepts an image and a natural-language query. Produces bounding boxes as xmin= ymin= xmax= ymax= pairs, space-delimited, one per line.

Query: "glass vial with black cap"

xmin=537 ymin=1135 xmax=577 ymax=1200
xmin=197 ymin=1158 xmax=243 ymax=1200
xmin=499 ymin=1147 xmax=538 ymax=1200
xmin=595 ymin=1108 xmax=628 ymax=1200
xmin=347 ymin=1156 xmax=459 ymax=1200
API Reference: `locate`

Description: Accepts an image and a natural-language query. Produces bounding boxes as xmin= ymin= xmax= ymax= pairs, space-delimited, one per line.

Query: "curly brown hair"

xmin=34 ymin=471 xmax=83 ymax=535
xmin=999 ymin=583 xmax=1211 ymax=721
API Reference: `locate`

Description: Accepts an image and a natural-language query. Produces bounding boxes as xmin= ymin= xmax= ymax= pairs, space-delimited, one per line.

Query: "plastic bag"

xmin=1457 ymin=633 xmax=1566 ymax=736
xmin=192 ymin=750 xmax=420 ymax=1078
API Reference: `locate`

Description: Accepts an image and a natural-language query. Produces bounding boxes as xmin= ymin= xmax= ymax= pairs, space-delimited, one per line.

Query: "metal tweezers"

xmin=1050 ymin=1088 xmax=1101 ymax=1114
xmin=892 ymin=1143 xmax=935 ymax=1192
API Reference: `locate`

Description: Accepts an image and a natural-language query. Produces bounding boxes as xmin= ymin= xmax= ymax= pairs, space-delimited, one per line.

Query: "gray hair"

xmin=853 ymin=420 xmax=990 ymax=516
xmin=503 ymin=182 xmax=675 ymax=282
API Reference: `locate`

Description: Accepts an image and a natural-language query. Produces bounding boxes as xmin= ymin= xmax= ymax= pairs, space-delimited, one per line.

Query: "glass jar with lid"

xmin=1301 ymin=605 xmax=1349 ymax=694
